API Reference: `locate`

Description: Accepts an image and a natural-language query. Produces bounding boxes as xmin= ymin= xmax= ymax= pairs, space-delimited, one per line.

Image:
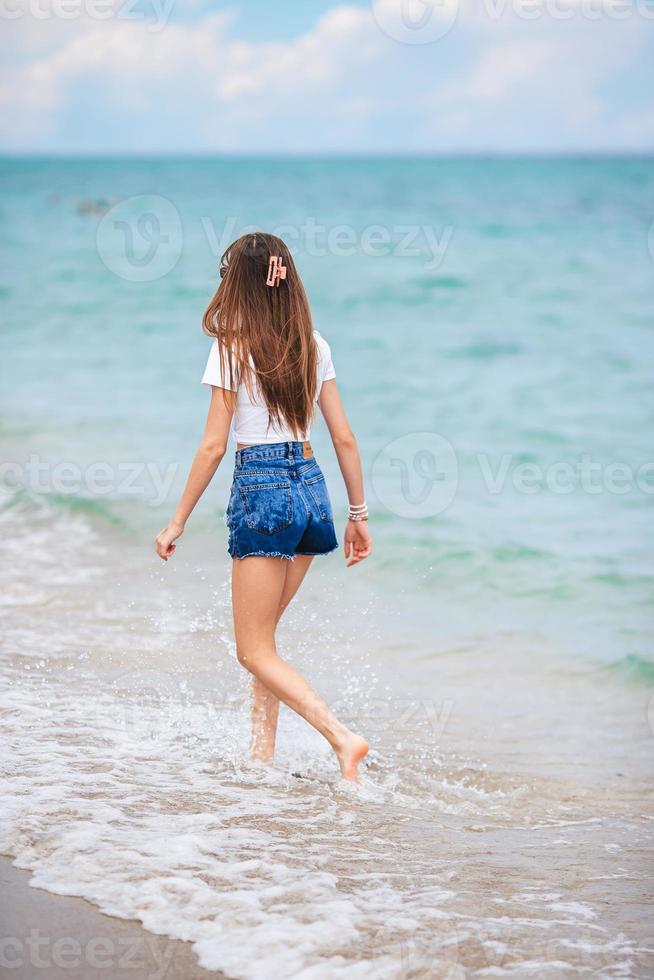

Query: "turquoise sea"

xmin=1 ymin=157 xmax=653 ymax=977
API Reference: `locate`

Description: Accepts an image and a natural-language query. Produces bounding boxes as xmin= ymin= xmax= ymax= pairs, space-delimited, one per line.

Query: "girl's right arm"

xmin=318 ymin=379 xmax=372 ymax=567
xmin=155 ymin=386 xmax=235 ymax=561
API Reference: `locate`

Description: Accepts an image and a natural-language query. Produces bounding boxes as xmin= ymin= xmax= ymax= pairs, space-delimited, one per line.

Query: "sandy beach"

xmin=0 ymin=857 xmax=222 ymax=979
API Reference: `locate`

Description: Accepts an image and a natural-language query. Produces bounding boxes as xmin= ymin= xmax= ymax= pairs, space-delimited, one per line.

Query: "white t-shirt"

xmin=201 ymin=329 xmax=336 ymax=444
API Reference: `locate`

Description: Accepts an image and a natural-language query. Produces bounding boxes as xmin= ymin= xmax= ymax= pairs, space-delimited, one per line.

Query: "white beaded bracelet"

xmin=348 ymin=502 xmax=369 ymax=521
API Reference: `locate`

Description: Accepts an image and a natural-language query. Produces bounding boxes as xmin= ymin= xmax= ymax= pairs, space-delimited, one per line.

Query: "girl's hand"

xmin=344 ymin=520 xmax=372 ymax=567
xmin=155 ymin=521 xmax=184 ymax=561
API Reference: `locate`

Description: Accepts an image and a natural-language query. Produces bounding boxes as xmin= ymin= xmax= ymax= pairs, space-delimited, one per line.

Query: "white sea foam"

xmin=1 ymin=492 xmax=651 ymax=977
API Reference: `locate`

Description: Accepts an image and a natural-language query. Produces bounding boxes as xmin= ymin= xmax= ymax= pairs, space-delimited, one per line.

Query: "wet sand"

xmin=0 ymin=857 xmax=222 ymax=979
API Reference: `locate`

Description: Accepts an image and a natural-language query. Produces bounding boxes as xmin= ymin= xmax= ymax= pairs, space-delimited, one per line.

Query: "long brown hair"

xmin=202 ymin=232 xmax=317 ymax=439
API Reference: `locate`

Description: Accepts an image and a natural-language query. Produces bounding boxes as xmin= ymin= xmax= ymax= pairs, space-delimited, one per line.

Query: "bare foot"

xmin=334 ymin=734 xmax=369 ymax=781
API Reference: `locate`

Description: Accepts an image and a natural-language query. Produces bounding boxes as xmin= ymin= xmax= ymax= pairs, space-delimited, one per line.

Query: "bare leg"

xmin=250 ymin=555 xmax=314 ymax=762
xmin=233 ymin=556 xmax=368 ymax=780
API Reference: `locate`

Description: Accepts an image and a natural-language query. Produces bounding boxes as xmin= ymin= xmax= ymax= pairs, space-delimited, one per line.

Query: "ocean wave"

xmin=601 ymin=652 xmax=654 ymax=687
xmin=0 ymin=481 xmax=651 ymax=976
xmin=1 ymin=656 xmax=645 ymax=979
xmin=0 ymin=481 xmax=125 ymax=526
xmin=417 ymin=274 xmax=467 ymax=291
xmin=447 ymin=340 xmax=522 ymax=359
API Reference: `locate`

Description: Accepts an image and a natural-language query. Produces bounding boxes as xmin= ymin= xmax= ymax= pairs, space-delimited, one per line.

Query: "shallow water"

xmin=1 ymin=157 xmax=654 ymax=976
xmin=1 ymin=488 xmax=652 ymax=977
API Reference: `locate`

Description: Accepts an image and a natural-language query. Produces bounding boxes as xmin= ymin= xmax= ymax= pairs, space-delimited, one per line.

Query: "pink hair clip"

xmin=266 ymin=255 xmax=287 ymax=287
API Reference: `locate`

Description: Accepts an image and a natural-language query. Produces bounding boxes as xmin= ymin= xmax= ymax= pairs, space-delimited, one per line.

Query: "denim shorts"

xmin=225 ymin=441 xmax=339 ymax=560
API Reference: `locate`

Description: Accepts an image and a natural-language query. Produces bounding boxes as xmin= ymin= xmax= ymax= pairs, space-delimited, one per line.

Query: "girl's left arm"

xmin=155 ymin=386 xmax=235 ymax=561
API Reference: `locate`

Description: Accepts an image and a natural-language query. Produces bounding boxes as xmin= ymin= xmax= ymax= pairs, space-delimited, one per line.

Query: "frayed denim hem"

xmin=231 ymin=550 xmax=296 ymax=561
xmin=230 ymin=545 xmax=338 ymax=560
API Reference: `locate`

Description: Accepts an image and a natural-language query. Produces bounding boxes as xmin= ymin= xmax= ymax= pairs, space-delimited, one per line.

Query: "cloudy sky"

xmin=2 ymin=0 xmax=653 ymax=153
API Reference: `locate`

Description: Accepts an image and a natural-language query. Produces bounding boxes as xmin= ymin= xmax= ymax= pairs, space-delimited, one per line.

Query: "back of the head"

xmin=203 ymin=232 xmax=317 ymax=439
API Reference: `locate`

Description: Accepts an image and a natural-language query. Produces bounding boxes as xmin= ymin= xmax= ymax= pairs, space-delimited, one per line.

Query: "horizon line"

xmin=0 ymin=149 xmax=653 ymax=160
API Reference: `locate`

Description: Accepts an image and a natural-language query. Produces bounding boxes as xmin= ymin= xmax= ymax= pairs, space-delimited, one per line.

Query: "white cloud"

xmin=0 ymin=4 xmax=382 ymax=143
xmin=216 ymin=7 xmax=377 ymax=102
xmin=454 ymin=39 xmax=555 ymax=100
xmin=423 ymin=4 xmax=647 ymax=146
xmin=0 ymin=0 xmax=651 ymax=150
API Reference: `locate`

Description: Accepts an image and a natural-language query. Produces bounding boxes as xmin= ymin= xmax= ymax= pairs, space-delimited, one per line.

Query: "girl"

xmin=155 ymin=233 xmax=372 ymax=780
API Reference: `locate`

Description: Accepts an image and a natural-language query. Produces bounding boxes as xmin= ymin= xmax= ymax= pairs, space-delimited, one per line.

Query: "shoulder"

xmin=201 ymin=338 xmax=238 ymax=390
xmin=313 ymin=329 xmax=331 ymax=356
xmin=313 ymin=329 xmax=336 ymax=382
